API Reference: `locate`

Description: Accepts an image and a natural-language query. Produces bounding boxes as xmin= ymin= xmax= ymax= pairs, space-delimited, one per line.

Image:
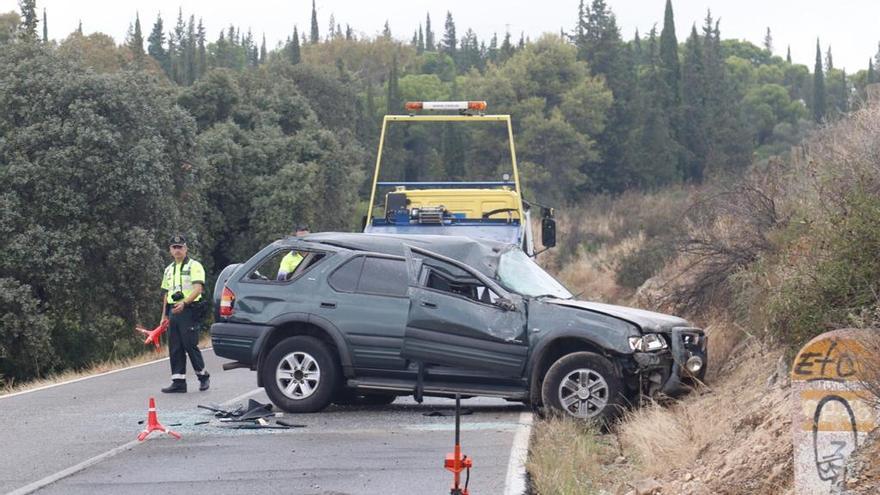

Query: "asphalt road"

xmin=0 ymin=349 xmax=531 ymax=495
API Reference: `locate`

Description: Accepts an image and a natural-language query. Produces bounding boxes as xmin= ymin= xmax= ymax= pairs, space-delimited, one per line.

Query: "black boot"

xmin=161 ymin=379 xmax=187 ymax=393
xmin=198 ymin=372 xmax=210 ymax=391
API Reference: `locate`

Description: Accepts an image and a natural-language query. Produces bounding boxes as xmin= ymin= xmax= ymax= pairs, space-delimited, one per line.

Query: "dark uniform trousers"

xmin=167 ymin=305 xmax=206 ymax=378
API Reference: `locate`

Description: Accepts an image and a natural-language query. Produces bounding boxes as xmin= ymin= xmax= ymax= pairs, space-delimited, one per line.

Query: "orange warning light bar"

xmin=404 ymin=101 xmax=488 ymax=111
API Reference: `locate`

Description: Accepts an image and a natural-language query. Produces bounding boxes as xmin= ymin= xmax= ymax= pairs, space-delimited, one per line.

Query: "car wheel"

xmin=262 ymin=336 xmax=338 ymax=413
xmin=541 ymin=352 xmax=623 ymax=422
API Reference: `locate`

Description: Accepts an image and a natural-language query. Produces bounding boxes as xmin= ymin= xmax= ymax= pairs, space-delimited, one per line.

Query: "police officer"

xmin=160 ymin=235 xmax=210 ymax=393
xmin=276 ymin=225 xmax=310 ymax=280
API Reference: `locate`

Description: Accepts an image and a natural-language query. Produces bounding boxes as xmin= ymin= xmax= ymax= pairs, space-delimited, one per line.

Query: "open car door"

xmin=400 ymin=245 xmax=528 ymax=378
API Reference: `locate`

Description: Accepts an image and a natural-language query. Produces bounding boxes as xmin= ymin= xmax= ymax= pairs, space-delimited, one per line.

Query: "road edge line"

xmin=6 ymin=385 xmax=263 ymax=494
xmin=503 ymin=410 xmax=533 ymax=495
xmin=0 ymin=348 xmax=213 ymax=400
xmin=6 ymin=439 xmax=142 ymax=495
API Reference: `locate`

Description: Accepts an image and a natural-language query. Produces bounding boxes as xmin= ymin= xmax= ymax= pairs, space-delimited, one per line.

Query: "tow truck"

xmin=363 ymin=100 xmax=556 ymax=255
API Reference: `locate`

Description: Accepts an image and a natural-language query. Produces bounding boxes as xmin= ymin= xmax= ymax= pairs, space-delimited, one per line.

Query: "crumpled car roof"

xmin=290 ymin=232 xmax=510 ymax=278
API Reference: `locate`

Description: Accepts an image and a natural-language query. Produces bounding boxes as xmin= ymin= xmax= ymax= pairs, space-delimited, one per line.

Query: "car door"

xmin=400 ymin=246 xmax=529 ymax=378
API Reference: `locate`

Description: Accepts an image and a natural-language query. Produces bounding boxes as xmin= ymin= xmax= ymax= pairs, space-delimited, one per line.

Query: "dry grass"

xmin=0 ymin=333 xmax=212 ymax=396
xmin=527 ymin=416 xmax=620 ymax=495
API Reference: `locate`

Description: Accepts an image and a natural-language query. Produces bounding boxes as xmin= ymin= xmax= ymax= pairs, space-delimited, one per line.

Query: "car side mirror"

xmin=541 ymin=215 xmax=556 ymax=248
xmin=496 ymin=298 xmax=517 ymax=312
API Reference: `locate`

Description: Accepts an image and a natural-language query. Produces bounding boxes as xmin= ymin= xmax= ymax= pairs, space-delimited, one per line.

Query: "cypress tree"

xmin=42 ymin=8 xmax=47 ymax=42
xmin=345 ymin=24 xmax=353 ymax=40
xmin=825 ymin=46 xmax=834 ymax=71
xmin=786 ymin=45 xmax=792 ymax=64
xmin=681 ymin=25 xmax=708 ymax=181
xmin=196 ymin=19 xmax=206 ymax=77
xmin=763 ymin=27 xmax=772 ymax=53
xmin=148 ymin=14 xmax=169 ymax=75
xmin=386 ymin=55 xmax=400 ymax=114
xmin=290 ymin=26 xmax=301 ymax=64
xmin=500 ymin=31 xmax=513 ymax=61
xmin=417 ymin=25 xmax=424 ymax=54
xmin=128 ymin=12 xmax=145 ymax=59
xmin=382 ymin=20 xmax=391 ymax=40
xmin=259 ymin=34 xmax=267 ymax=64
xmin=425 ymin=13 xmax=434 ymax=51
xmin=518 ymin=32 xmax=525 ymax=50
xmin=411 ymin=30 xmax=417 ymax=47
xmin=310 ymin=0 xmax=319 ymax=43
xmin=813 ymin=39 xmax=826 ymax=122
xmin=868 ymin=59 xmax=876 ymax=85
xmin=659 ymin=0 xmax=680 ymax=108
xmin=840 ymin=70 xmax=848 ymax=113
xmin=184 ymin=15 xmax=196 ymax=84
xmin=76 ymin=20 xmax=82 ymax=34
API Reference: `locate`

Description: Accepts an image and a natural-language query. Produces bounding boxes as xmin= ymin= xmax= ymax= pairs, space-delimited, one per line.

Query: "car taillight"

xmin=220 ymin=286 xmax=235 ymax=317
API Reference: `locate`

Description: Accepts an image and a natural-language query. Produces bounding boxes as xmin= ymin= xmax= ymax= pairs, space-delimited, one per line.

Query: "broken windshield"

xmin=497 ymin=249 xmax=572 ymax=299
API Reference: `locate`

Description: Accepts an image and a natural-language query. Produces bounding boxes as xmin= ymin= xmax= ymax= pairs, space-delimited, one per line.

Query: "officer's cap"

xmin=168 ymin=234 xmax=187 ymax=246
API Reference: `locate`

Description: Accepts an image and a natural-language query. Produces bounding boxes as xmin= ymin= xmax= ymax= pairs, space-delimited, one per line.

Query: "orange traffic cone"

xmin=137 ymin=397 xmax=182 ymax=441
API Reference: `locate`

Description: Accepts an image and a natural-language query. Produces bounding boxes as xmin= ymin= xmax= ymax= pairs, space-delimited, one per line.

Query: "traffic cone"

xmin=137 ymin=397 xmax=182 ymax=441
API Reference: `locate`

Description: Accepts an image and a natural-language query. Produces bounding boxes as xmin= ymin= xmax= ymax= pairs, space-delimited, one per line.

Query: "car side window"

xmin=357 ymin=257 xmax=407 ymax=297
xmin=421 ymin=260 xmax=501 ymax=305
xmin=328 ymin=256 xmax=364 ymax=292
xmin=247 ymin=250 xmax=326 ymax=283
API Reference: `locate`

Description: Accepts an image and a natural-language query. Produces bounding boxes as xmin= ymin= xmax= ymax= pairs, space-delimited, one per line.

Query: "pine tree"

xmin=345 ymin=24 xmax=353 ymax=40
xmin=417 ymin=25 xmax=424 ymax=54
xmin=128 ymin=12 xmax=145 ymax=60
xmin=488 ymin=32 xmax=498 ymax=63
xmin=19 ymin=0 xmax=38 ymax=42
xmin=184 ymin=15 xmax=196 ymax=84
xmin=813 ymin=39 xmax=826 ymax=122
xmin=786 ymin=45 xmax=792 ymax=64
xmin=170 ymin=9 xmax=186 ymax=84
xmin=411 ymin=30 xmax=417 ymax=47
xmin=290 ymin=26 xmax=301 ymax=64
xmin=42 ymin=8 xmax=47 ymax=42
xmin=259 ymin=34 xmax=267 ymax=64
xmin=327 ymin=14 xmax=335 ymax=40
xmin=76 ymin=20 xmax=82 ymax=34
xmin=425 ymin=13 xmax=434 ymax=51
xmin=382 ymin=20 xmax=391 ymax=40
xmin=310 ymin=0 xmax=319 ymax=43
xmin=441 ymin=11 xmax=456 ymax=55
xmin=518 ymin=32 xmax=525 ymax=50
xmin=148 ymin=14 xmax=169 ymax=75
xmin=763 ymin=27 xmax=772 ymax=53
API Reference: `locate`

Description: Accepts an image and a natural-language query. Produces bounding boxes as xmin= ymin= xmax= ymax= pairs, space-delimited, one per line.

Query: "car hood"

xmin=545 ymin=299 xmax=691 ymax=333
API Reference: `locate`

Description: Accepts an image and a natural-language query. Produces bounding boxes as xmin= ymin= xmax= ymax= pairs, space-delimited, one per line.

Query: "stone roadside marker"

xmin=791 ymin=329 xmax=879 ymax=494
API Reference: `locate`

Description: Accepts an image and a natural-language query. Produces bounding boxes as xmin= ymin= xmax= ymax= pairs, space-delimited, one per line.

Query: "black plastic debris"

xmin=198 ymin=403 xmax=247 ymax=419
xmin=193 ymin=421 xmax=210 ymax=426
xmin=423 ymin=408 xmax=473 ymax=417
xmin=238 ymin=399 xmax=275 ymax=421
xmin=276 ymin=420 xmax=307 ymax=428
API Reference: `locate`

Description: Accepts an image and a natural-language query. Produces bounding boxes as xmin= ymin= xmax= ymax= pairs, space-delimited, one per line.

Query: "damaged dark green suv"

xmin=211 ymin=233 xmax=707 ymax=420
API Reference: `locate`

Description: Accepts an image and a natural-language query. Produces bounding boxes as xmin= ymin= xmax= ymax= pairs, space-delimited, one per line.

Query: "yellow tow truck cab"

xmin=364 ymin=101 xmax=556 ymax=255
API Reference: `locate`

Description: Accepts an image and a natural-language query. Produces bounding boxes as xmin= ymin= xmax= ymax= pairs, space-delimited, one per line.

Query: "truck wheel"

xmin=262 ymin=336 xmax=338 ymax=413
xmin=541 ymin=352 xmax=624 ymax=422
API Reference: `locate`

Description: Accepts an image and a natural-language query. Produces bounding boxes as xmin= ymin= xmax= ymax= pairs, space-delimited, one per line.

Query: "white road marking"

xmin=503 ymin=411 xmax=533 ymax=495
xmin=0 ymin=348 xmax=213 ymax=400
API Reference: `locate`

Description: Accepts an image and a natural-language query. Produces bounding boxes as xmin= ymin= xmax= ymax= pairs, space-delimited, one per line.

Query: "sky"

xmin=2 ymin=0 xmax=878 ymax=72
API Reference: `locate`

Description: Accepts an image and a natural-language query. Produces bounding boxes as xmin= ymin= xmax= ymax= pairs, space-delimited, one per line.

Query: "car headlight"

xmin=628 ymin=333 xmax=668 ymax=352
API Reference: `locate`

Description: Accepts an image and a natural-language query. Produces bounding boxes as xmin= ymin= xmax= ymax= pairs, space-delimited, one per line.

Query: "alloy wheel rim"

xmin=276 ymin=351 xmax=321 ymax=400
xmin=557 ymin=368 xmax=609 ymax=418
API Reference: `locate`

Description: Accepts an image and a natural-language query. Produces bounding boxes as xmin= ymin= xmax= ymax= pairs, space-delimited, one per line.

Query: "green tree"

xmin=813 ymin=39 xmax=826 ymax=122
xmin=658 ymin=0 xmax=680 ymax=109
xmin=310 ymin=0 xmax=319 ymax=44
xmin=289 ymin=26 xmax=301 ymax=64
xmin=0 ymin=11 xmax=20 ymax=44
xmin=147 ymin=14 xmax=169 ymax=76
xmin=41 ymin=7 xmax=46 ymax=42
xmin=441 ymin=11 xmax=456 ymax=56
xmin=680 ymin=25 xmax=708 ymax=181
xmin=425 ymin=13 xmax=434 ymax=51
xmin=18 ymin=0 xmax=37 ymax=42
xmin=127 ymin=12 xmax=144 ymax=61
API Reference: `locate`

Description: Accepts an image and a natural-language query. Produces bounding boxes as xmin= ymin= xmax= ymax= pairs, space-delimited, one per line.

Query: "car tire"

xmin=262 ymin=336 xmax=338 ymax=413
xmin=541 ymin=352 xmax=624 ymax=423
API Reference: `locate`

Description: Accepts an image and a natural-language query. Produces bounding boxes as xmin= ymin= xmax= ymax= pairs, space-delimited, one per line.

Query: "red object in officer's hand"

xmin=135 ymin=320 xmax=170 ymax=351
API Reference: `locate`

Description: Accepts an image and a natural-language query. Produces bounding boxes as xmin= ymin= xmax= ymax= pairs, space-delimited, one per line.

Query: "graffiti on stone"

xmin=791 ymin=329 xmax=879 ymax=495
